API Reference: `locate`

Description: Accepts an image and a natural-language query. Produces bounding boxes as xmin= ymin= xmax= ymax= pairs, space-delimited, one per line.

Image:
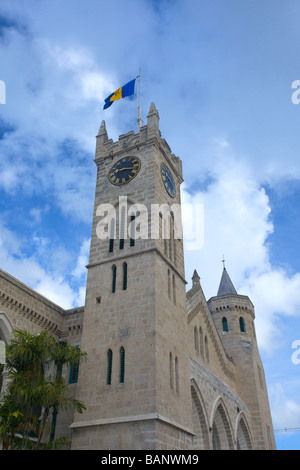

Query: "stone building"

xmin=0 ymin=103 xmax=276 ymax=450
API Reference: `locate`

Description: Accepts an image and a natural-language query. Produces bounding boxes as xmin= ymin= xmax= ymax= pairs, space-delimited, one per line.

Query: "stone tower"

xmin=71 ymin=103 xmax=194 ymax=450
xmin=207 ymin=265 xmax=276 ymax=450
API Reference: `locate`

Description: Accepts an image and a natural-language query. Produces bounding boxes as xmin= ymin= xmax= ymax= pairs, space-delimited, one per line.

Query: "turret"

xmin=146 ymin=102 xmax=160 ymax=138
xmin=208 ymin=264 xmax=256 ymax=346
xmin=208 ymin=263 xmax=276 ymax=450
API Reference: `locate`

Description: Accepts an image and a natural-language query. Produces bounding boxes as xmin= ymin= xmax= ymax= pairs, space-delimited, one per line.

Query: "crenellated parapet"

xmin=95 ymin=103 xmax=183 ymax=182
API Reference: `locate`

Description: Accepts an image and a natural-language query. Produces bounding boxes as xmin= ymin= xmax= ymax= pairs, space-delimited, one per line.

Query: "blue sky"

xmin=0 ymin=0 xmax=300 ymax=449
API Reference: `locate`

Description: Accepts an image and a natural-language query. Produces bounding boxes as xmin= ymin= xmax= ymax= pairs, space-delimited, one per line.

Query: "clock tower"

xmin=71 ymin=103 xmax=194 ymax=450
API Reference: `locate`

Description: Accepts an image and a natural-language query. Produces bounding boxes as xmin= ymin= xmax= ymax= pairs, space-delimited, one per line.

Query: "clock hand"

xmin=115 ymin=167 xmax=134 ymax=173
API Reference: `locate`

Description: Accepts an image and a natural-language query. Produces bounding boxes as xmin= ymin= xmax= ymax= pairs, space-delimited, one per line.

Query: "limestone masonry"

xmin=0 ymin=103 xmax=276 ymax=450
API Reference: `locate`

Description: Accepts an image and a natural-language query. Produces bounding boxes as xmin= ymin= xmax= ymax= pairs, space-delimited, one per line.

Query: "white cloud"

xmin=269 ymin=382 xmax=300 ymax=431
xmin=240 ymin=269 xmax=300 ymax=353
xmin=0 ymin=220 xmax=86 ymax=309
xmin=0 ymin=219 xmax=23 ymax=256
xmin=0 ymin=29 xmax=114 ymax=217
xmin=182 ymin=159 xmax=273 ymax=295
xmin=182 ymin=153 xmax=300 ymax=355
xmin=72 ymin=238 xmax=90 ymax=279
xmin=33 ymin=274 xmax=77 ymax=309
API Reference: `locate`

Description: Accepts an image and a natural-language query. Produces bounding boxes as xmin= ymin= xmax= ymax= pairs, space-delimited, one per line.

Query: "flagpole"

xmin=137 ymin=71 xmax=141 ymax=131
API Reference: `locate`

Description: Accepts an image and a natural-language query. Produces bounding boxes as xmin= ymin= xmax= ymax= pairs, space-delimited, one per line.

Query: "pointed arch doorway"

xmin=211 ymin=399 xmax=234 ymax=450
xmin=191 ymin=381 xmax=210 ymax=450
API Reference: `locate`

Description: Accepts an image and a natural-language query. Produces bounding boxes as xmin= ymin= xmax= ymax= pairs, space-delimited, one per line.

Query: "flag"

xmin=103 ymin=78 xmax=136 ymax=110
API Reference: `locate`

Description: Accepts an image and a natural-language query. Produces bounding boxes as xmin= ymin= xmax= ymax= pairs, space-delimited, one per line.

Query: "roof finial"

xmin=222 ymin=255 xmax=226 ymax=269
xmin=217 ymin=261 xmax=237 ymax=296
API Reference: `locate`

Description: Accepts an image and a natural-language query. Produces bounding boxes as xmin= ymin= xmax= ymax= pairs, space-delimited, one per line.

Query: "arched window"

xmin=169 ymin=352 xmax=173 ymax=390
xmin=112 ymin=265 xmax=117 ymax=293
xmin=119 ymin=206 xmax=126 ymax=250
xmin=120 ymin=347 xmax=125 ymax=383
xmin=123 ymin=262 xmax=127 ymax=291
xmin=130 ymin=215 xmax=135 ymax=247
xmin=173 ymin=244 xmax=177 ymax=266
xmin=194 ymin=327 xmax=199 ymax=353
xmin=222 ymin=317 xmax=228 ymax=332
xmin=109 ymin=217 xmax=115 ymax=253
xmin=173 ymin=212 xmax=177 ymax=266
xmin=239 ymin=317 xmax=245 ymax=333
xmin=168 ymin=269 xmax=171 ymax=299
xmin=107 ymin=349 xmax=113 ymax=385
xmin=162 ymin=207 xmax=170 ymax=255
xmin=175 ymin=356 xmax=179 ymax=393
xmin=169 ymin=212 xmax=174 ymax=261
xmin=205 ymin=336 xmax=209 ymax=362
xmin=69 ymin=360 xmax=79 ymax=384
xmin=199 ymin=327 xmax=204 ymax=356
xmin=164 ymin=238 xmax=167 ymax=256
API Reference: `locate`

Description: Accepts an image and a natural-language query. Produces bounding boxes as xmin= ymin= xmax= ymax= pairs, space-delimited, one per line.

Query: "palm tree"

xmin=0 ymin=393 xmax=24 ymax=450
xmin=0 ymin=328 xmax=87 ymax=449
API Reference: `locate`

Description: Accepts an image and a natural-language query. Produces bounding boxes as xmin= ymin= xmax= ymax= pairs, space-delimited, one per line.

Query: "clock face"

xmin=161 ymin=163 xmax=176 ymax=198
xmin=108 ymin=156 xmax=141 ymax=186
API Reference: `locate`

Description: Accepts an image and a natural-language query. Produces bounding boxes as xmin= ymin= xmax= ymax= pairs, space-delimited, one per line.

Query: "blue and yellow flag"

xmin=103 ymin=78 xmax=136 ymax=110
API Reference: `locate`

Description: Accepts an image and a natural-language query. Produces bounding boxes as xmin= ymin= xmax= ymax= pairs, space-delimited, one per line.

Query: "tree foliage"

xmin=0 ymin=328 xmax=87 ymax=450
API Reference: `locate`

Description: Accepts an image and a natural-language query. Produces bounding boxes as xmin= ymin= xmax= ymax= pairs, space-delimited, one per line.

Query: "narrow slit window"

xmin=222 ymin=317 xmax=228 ymax=332
xmin=112 ymin=265 xmax=117 ymax=293
xmin=175 ymin=356 xmax=179 ymax=393
xmin=200 ymin=327 xmax=204 ymax=356
xmin=120 ymin=206 xmax=126 ymax=250
xmin=69 ymin=362 xmax=79 ymax=384
xmin=194 ymin=327 xmax=198 ymax=353
xmin=107 ymin=349 xmax=113 ymax=385
xmin=120 ymin=347 xmax=125 ymax=383
xmin=205 ymin=336 xmax=209 ymax=362
xmin=109 ymin=218 xmax=115 ymax=253
xmin=130 ymin=215 xmax=135 ymax=247
xmin=169 ymin=212 xmax=174 ymax=261
xmin=123 ymin=262 xmax=127 ymax=291
xmin=169 ymin=352 xmax=173 ymax=390
xmin=174 ymin=237 xmax=177 ymax=265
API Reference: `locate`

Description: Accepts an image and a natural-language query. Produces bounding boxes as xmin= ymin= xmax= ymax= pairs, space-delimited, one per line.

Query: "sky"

xmin=0 ymin=0 xmax=300 ymax=450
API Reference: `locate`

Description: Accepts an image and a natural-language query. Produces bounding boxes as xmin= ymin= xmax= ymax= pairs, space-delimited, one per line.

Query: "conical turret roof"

xmin=217 ymin=267 xmax=237 ymax=296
